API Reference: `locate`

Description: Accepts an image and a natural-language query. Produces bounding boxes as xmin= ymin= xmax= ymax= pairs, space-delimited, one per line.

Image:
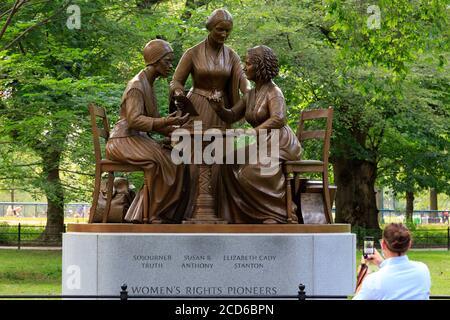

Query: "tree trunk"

xmin=430 ymin=188 xmax=438 ymax=219
xmin=375 ymin=187 xmax=383 ymax=210
xmin=333 ymin=157 xmax=379 ymax=229
xmin=39 ymin=150 xmax=64 ymax=244
xmin=405 ymin=191 xmax=414 ymax=224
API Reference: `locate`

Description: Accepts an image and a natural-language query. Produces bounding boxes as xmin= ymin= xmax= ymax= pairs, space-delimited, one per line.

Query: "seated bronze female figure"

xmin=212 ymin=45 xmax=302 ymax=224
xmin=106 ymin=39 xmax=189 ymax=223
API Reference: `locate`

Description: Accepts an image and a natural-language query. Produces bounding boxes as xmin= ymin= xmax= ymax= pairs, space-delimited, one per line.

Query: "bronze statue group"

xmin=105 ymin=9 xmax=302 ymax=224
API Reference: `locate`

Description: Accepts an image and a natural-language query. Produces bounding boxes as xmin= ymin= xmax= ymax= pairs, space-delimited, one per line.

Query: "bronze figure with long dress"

xmin=106 ymin=39 xmax=189 ymax=224
xmin=212 ymin=45 xmax=302 ymax=223
xmin=170 ymin=9 xmax=250 ymax=220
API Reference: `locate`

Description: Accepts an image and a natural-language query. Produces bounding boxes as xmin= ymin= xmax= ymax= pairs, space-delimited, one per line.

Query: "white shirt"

xmin=353 ymin=255 xmax=431 ymax=300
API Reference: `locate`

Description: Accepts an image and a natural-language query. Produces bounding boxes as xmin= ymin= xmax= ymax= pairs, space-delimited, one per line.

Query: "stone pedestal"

xmin=62 ymin=224 xmax=356 ymax=297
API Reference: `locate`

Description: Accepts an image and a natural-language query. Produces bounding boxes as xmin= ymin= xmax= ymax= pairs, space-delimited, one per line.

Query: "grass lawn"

xmin=356 ymin=250 xmax=450 ymax=296
xmin=0 ymin=249 xmax=448 ymax=296
xmin=401 ymin=250 xmax=450 ymax=296
xmin=0 ymin=249 xmax=61 ymax=295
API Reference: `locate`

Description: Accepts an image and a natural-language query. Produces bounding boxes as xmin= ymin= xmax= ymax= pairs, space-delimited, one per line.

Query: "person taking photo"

xmin=353 ymin=223 xmax=431 ymax=300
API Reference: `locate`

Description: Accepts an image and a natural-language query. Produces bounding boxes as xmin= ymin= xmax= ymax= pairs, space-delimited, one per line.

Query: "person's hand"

xmin=165 ymin=111 xmax=190 ymax=126
xmin=363 ymin=248 xmax=384 ymax=267
xmin=360 ymin=255 xmax=367 ymax=265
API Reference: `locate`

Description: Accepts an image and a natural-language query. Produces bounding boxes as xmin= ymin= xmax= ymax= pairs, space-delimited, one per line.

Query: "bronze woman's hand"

xmin=174 ymin=89 xmax=185 ymax=109
xmin=165 ymin=111 xmax=190 ymax=126
xmin=159 ymin=125 xmax=175 ymax=137
xmin=210 ymin=99 xmax=225 ymax=113
xmin=174 ymin=89 xmax=184 ymax=97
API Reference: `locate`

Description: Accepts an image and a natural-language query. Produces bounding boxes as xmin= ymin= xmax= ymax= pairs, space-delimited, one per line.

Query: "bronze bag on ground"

xmin=92 ymin=177 xmax=135 ymax=223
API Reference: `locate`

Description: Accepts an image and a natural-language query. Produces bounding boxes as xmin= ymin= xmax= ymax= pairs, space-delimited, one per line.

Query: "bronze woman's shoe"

xmin=263 ymin=219 xmax=278 ymax=224
xmin=149 ymin=217 xmax=163 ymax=224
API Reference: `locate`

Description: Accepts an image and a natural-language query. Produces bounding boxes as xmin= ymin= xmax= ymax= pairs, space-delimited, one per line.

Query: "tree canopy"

xmin=0 ymin=0 xmax=449 ymax=232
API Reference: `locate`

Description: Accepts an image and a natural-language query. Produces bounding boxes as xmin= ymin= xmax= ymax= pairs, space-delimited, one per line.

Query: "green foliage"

xmin=378 ymin=53 xmax=450 ymax=195
xmin=326 ymin=0 xmax=448 ymax=74
xmin=325 ymin=0 xmax=449 ymax=167
xmin=0 ymin=0 xmax=173 ymax=202
xmin=0 ymin=0 xmax=449 ymax=226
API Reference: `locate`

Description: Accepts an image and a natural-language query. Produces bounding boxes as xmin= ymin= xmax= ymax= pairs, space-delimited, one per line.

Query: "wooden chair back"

xmin=88 ymin=103 xmax=110 ymax=165
xmin=296 ymin=107 xmax=333 ymax=166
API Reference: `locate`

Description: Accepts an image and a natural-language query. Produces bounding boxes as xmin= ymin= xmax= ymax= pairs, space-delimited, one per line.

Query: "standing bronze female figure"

xmin=170 ymin=8 xmax=249 ymax=129
xmin=106 ymin=39 xmax=189 ymax=223
xmin=212 ymin=45 xmax=302 ymax=223
xmin=170 ymin=9 xmax=249 ymax=219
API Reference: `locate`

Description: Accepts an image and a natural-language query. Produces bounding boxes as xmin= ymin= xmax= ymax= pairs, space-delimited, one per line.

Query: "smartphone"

xmin=363 ymin=236 xmax=375 ymax=259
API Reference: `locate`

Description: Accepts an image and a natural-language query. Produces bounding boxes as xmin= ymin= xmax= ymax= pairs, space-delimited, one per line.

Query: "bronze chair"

xmin=283 ymin=107 xmax=334 ymax=224
xmin=88 ymin=104 xmax=150 ymax=223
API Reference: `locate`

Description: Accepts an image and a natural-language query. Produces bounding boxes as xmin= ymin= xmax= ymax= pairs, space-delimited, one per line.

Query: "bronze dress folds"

xmin=170 ymin=38 xmax=248 ymax=129
xmin=170 ymin=38 xmax=249 ymax=218
xmin=216 ymin=81 xmax=302 ymax=223
xmin=106 ymin=70 xmax=187 ymax=223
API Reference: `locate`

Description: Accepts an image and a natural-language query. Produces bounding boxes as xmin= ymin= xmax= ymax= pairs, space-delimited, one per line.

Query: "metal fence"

xmin=1 ymin=223 xmax=448 ymax=250
xmin=1 ymin=203 xmax=449 ymax=225
xmin=353 ymin=226 xmax=450 ymax=250
xmin=0 ymin=223 xmax=65 ymax=248
xmin=0 ymin=203 xmax=449 ymax=249
xmin=378 ymin=209 xmax=450 ymax=225
xmin=0 ymin=202 xmax=89 ymax=219
xmin=1 ymin=203 xmax=448 ymax=225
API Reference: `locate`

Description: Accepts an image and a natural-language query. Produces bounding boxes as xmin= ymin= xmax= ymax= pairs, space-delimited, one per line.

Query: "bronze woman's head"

xmin=143 ymin=39 xmax=174 ymax=77
xmin=206 ymin=9 xmax=233 ymax=31
xmin=246 ymin=45 xmax=279 ymax=82
xmin=143 ymin=39 xmax=173 ymax=66
xmin=206 ymin=9 xmax=233 ymax=45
